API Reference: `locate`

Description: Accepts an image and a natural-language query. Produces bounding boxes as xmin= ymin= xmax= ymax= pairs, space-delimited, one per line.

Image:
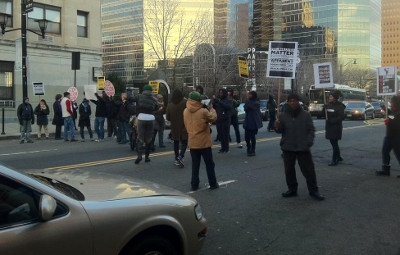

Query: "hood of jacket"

xmin=186 ymin=98 xmax=204 ymax=113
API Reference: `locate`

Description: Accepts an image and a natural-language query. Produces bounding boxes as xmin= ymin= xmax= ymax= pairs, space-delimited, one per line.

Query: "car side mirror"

xmin=39 ymin=194 xmax=57 ymax=221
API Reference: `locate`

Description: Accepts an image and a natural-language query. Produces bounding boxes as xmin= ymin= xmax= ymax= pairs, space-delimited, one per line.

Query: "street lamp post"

xmin=340 ymin=59 xmax=357 ymax=84
xmin=0 ymin=1 xmax=48 ymax=99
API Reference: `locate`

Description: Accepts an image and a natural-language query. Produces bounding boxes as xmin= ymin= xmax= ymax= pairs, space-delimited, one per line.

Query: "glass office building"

xmin=102 ymin=0 xmax=213 ymax=84
xmin=281 ymin=0 xmax=381 ymax=71
xmin=382 ymin=0 xmax=400 ymax=68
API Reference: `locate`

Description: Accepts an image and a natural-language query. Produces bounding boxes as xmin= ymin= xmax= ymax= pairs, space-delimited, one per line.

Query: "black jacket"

xmin=324 ymin=101 xmax=345 ymax=140
xmin=90 ymin=95 xmax=107 ymax=118
xmin=117 ymin=100 xmax=132 ymax=122
xmin=34 ymin=104 xmax=50 ymax=125
xmin=52 ymin=100 xmax=63 ymax=126
xmin=243 ymin=99 xmax=262 ymax=130
xmin=387 ymin=112 xmax=400 ymax=140
xmin=78 ymin=102 xmax=92 ymax=127
xmin=17 ymin=103 xmax=34 ymax=123
xmin=276 ymin=107 xmax=315 ymax=152
xmin=214 ymin=97 xmax=233 ymax=123
xmin=134 ymin=91 xmax=158 ymax=115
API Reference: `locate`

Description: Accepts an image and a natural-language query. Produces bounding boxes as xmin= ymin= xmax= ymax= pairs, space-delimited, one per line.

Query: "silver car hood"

xmin=30 ymin=170 xmax=185 ymax=201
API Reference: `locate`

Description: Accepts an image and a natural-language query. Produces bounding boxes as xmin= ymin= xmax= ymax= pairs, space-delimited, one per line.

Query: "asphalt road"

xmin=1 ymin=118 xmax=399 ymax=255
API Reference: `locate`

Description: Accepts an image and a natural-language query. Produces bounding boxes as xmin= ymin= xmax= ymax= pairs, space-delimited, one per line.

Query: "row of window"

xmin=0 ymin=0 xmax=88 ymax=38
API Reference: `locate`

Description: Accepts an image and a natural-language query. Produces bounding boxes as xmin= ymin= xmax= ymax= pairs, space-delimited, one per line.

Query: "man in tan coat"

xmin=184 ymin=91 xmax=219 ymax=191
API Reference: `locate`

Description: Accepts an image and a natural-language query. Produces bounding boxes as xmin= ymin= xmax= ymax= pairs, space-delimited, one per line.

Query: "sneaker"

xmin=237 ymin=143 xmax=243 ymax=149
xmin=19 ymin=140 xmax=24 ymax=144
xmin=95 ymin=139 xmax=99 ymax=142
xmin=174 ymin=160 xmax=180 ymax=166
xmin=177 ymin=156 xmax=184 ymax=168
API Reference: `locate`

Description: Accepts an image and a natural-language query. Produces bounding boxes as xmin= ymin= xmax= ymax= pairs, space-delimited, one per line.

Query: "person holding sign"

xmin=376 ymin=95 xmax=400 ymax=176
xmin=324 ymin=91 xmax=345 ymax=166
xmin=275 ymin=94 xmax=324 ymax=201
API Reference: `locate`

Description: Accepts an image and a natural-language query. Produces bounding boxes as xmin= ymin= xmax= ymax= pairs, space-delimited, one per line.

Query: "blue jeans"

xmin=95 ymin=117 xmax=105 ymax=139
xmin=63 ymin=116 xmax=75 ymax=140
xmin=118 ymin=121 xmax=130 ymax=143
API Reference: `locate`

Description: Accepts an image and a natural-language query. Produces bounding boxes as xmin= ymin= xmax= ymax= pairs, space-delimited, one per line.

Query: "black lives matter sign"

xmin=267 ymin=41 xmax=298 ymax=79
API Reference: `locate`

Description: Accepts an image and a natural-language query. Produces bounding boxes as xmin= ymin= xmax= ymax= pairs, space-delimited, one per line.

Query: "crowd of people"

xmin=16 ymin=86 xmax=400 ymax=199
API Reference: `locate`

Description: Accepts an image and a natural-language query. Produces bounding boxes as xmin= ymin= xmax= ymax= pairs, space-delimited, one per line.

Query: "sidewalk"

xmin=0 ymin=120 xmax=99 ymax=141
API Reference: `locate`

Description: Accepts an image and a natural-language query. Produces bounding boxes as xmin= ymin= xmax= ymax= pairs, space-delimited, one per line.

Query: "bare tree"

xmin=143 ymin=0 xmax=213 ymax=89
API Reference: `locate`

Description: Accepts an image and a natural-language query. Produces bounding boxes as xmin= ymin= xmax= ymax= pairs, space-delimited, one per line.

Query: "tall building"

xmin=235 ymin=3 xmax=249 ymax=51
xmin=102 ymin=0 xmax=214 ymax=85
xmin=0 ymin=0 xmax=102 ymax=108
xmin=252 ymin=0 xmax=282 ymax=50
xmin=281 ymin=0 xmax=381 ymax=71
xmin=382 ymin=0 xmax=400 ymax=68
xmin=214 ymin=0 xmax=228 ymax=46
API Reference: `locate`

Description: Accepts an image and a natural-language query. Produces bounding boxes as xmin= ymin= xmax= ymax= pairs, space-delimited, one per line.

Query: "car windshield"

xmin=371 ymin=102 xmax=385 ymax=108
xmin=346 ymin=102 xmax=365 ymax=108
xmin=30 ymin=175 xmax=85 ymax=201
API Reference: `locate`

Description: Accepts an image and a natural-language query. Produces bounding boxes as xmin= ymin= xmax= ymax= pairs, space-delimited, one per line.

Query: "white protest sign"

xmin=32 ymin=82 xmax=45 ymax=95
xmin=84 ymin=85 xmax=97 ymax=100
xmin=377 ymin=66 xmax=398 ymax=96
xmin=267 ymin=41 xmax=298 ymax=79
xmin=313 ymin=62 xmax=334 ymax=89
xmin=68 ymin=87 xmax=79 ymax=101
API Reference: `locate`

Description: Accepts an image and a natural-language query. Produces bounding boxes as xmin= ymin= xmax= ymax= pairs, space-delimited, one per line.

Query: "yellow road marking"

xmin=45 ymin=122 xmax=384 ymax=170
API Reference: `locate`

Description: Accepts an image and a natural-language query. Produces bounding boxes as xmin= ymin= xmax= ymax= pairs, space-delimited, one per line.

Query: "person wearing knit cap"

xmin=184 ymin=91 xmax=219 ymax=191
xmin=17 ymin=97 xmax=34 ymax=144
xmin=324 ymin=90 xmax=345 ymax=166
xmin=131 ymin=84 xmax=158 ymax=164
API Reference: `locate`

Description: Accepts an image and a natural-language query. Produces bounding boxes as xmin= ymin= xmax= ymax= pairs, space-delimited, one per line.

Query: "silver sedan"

xmin=0 ymin=165 xmax=207 ymax=255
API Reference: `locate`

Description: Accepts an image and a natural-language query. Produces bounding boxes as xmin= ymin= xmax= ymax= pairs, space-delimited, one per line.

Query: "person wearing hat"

xmin=324 ymin=90 xmax=345 ymax=166
xmin=184 ymin=91 xmax=219 ymax=191
xmin=132 ymin=84 xmax=158 ymax=164
xmin=17 ymin=97 xmax=34 ymax=144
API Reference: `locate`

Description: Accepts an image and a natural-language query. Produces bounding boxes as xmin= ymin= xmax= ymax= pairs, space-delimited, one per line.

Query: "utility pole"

xmin=21 ymin=0 xmax=28 ymax=98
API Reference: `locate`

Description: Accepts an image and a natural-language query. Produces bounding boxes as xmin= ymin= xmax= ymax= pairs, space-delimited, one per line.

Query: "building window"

xmin=0 ymin=61 xmax=14 ymax=100
xmin=0 ymin=0 xmax=13 ymax=27
xmin=77 ymin=11 xmax=88 ymax=38
xmin=28 ymin=4 xmax=61 ymax=35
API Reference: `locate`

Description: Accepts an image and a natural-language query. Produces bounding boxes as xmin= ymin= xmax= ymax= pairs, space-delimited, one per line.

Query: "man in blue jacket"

xmin=275 ymin=94 xmax=324 ymax=201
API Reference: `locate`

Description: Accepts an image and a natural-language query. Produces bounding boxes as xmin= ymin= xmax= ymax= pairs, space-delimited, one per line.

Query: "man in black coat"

xmin=52 ymin=94 xmax=63 ymax=140
xmin=90 ymin=92 xmax=107 ymax=141
xmin=324 ymin=91 xmax=345 ymax=166
xmin=213 ymin=88 xmax=233 ymax=153
xmin=376 ymin=95 xmax=400 ymax=176
xmin=275 ymin=94 xmax=324 ymax=201
xmin=17 ymin=97 xmax=34 ymax=144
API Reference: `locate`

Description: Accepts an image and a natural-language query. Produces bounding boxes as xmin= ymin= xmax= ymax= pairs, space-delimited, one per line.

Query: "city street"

xmin=1 ymin=118 xmax=399 ymax=255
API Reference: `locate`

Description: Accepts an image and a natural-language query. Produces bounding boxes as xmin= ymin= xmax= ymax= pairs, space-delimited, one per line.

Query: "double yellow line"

xmin=45 ymin=122 xmax=383 ymax=171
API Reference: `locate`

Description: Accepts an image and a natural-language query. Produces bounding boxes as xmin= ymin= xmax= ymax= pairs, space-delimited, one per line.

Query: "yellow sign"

xmin=97 ymin=76 xmax=105 ymax=90
xmin=149 ymin=81 xmax=159 ymax=94
xmin=238 ymin=56 xmax=249 ymax=78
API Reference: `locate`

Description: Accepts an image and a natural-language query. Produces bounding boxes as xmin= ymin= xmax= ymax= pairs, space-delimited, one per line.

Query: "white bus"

xmin=308 ymin=84 xmax=366 ymax=118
